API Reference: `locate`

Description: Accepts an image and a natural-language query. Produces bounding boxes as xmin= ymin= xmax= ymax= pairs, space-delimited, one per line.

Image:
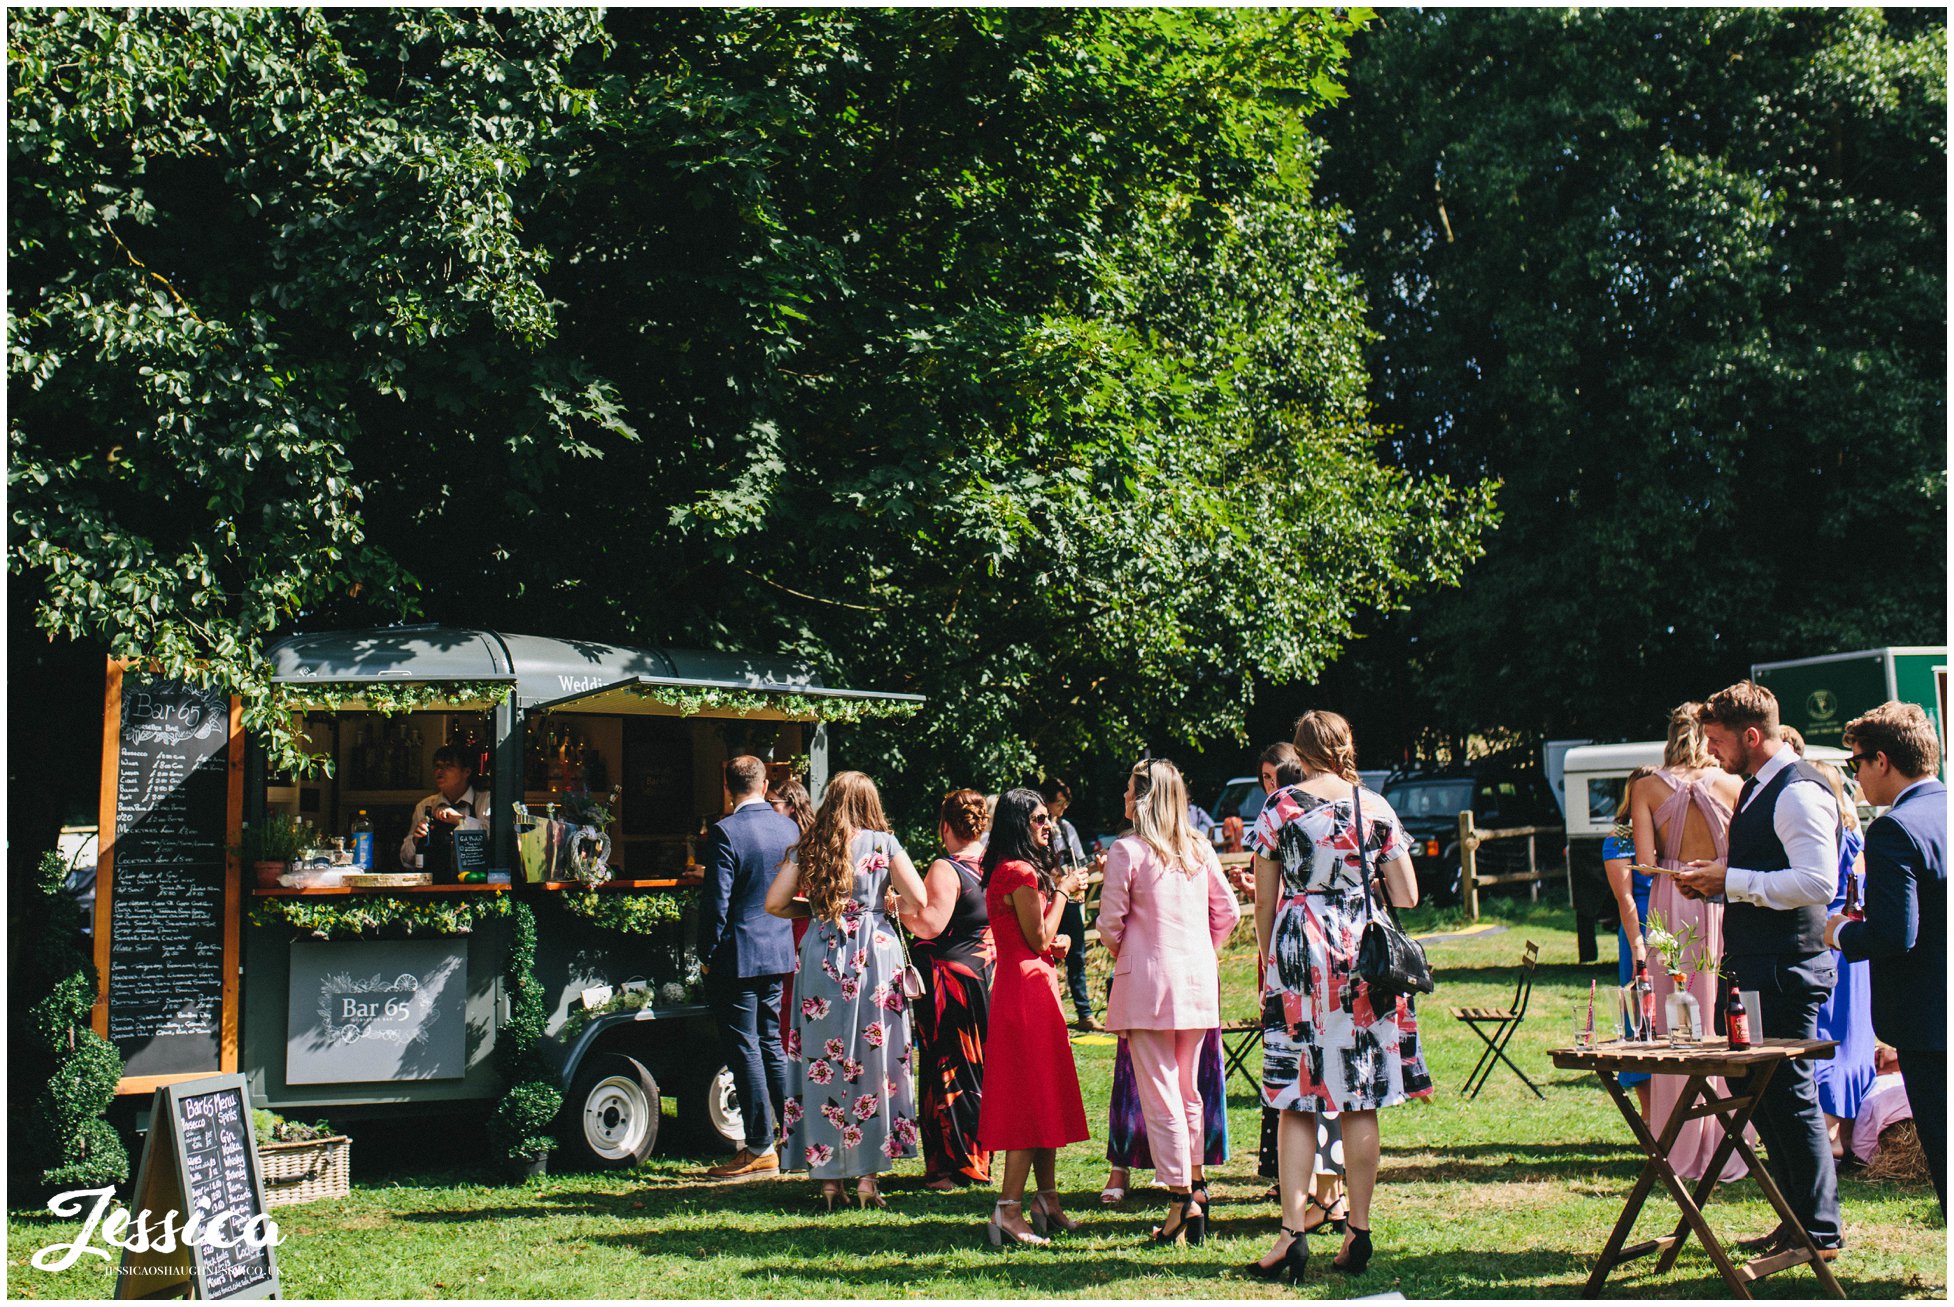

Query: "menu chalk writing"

xmin=106 ymin=674 xmax=232 ymax=1079
xmin=118 ymin=1075 xmax=279 ymax=1301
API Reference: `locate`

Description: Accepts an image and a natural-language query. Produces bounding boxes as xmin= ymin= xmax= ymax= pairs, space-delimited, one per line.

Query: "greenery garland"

xmin=248 ymin=891 xmax=513 ymax=939
xmin=622 ymin=683 xmax=921 ymax=724
xmin=552 ymin=886 xmax=694 ymax=935
xmin=270 ymin=679 xmax=513 ymax=716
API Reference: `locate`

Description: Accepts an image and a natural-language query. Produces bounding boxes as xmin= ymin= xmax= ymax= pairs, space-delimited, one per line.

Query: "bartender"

xmin=400 ymin=746 xmax=487 ymax=874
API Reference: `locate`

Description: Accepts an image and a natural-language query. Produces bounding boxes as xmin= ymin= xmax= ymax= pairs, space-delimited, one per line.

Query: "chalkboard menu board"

xmin=118 ymin=1074 xmax=280 ymax=1300
xmin=99 ymin=669 xmax=237 ymax=1082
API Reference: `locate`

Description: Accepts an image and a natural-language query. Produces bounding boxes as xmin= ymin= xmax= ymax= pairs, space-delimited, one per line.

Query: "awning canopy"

xmin=265 ymin=626 xmax=923 ymax=718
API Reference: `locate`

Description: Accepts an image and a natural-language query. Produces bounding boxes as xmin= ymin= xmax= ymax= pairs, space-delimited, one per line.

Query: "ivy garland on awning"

xmin=269 ymin=680 xmax=515 ymax=716
xmin=620 ymin=683 xmax=921 ymax=724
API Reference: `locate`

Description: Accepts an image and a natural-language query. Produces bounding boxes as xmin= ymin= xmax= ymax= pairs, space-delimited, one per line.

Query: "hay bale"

xmin=1863 ymin=1120 xmax=1931 ymax=1185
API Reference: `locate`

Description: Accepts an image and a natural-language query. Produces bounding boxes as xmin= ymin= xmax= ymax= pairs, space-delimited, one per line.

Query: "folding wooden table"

xmin=1550 ymin=1037 xmax=1844 ymax=1300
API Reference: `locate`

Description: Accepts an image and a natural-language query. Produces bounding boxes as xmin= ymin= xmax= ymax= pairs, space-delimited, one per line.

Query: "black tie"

xmin=1737 ymin=776 xmax=1758 ymax=811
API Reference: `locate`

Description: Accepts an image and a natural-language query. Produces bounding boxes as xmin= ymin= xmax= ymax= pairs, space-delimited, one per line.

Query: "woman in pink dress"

xmin=1632 ymin=702 xmax=1747 ymax=1183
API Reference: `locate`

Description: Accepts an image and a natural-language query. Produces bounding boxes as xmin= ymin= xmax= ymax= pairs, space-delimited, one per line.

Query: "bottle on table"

xmin=1725 ymin=982 xmax=1752 ymax=1050
xmin=351 ymin=809 xmax=374 ymax=870
xmin=1633 ymin=959 xmax=1655 ymax=1041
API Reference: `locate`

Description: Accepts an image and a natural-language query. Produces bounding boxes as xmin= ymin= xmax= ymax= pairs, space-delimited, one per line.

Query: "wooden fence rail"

xmin=1457 ymin=812 xmax=1568 ymax=920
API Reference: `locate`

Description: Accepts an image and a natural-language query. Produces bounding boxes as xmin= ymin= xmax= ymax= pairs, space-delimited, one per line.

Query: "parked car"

xmin=1381 ymin=767 xmax=1561 ymax=907
xmin=1212 ymin=776 xmax=1264 ymax=828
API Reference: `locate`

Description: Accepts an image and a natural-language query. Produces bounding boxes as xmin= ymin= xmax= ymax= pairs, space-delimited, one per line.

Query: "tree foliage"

xmin=1315 ymin=8 xmax=1946 ymax=748
xmin=10 ymin=8 xmax=1493 ymax=824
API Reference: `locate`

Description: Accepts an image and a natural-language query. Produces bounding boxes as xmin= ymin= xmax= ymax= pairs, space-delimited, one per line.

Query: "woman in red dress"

xmin=978 ymin=787 xmax=1090 ymax=1246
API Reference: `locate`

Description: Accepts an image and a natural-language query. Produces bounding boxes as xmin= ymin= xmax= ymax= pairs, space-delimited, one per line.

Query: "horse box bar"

xmin=96 ymin=625 xmax=923 ymax=1171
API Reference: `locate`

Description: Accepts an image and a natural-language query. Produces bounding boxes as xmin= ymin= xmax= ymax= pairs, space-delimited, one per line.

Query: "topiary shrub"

xmin=488 ymin=901 xmax=558 ymax=1173
xmin=488 ymin=1080 xmax=563 ymax=1167
xmin=10 ymin=850 xmax=129 ymax=1192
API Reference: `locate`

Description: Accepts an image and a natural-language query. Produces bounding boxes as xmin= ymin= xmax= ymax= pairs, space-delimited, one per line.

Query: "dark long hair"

xmin=982 ymin=787 xmax=1056 ymax=894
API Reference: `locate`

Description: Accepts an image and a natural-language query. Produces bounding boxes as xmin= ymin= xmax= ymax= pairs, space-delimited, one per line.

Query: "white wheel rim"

xmin=582 ymin=1074 xmax=652 ymax=1161
xmin=707 ymin=1067 xmax=744 ymax=1143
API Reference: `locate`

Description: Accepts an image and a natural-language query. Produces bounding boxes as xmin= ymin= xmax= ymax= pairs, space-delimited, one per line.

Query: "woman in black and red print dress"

xmin=1245 ymin=711 xmax=1430 ymax=1283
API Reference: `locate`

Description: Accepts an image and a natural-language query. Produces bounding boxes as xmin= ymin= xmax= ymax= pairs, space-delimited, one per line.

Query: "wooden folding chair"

xmin=1451 ymin=939 xmax=1544 ymax=1099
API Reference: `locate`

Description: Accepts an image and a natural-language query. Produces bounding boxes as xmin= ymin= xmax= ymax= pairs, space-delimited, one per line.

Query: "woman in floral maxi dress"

xmin=766 ymin=771 xmax=929 ymax=1210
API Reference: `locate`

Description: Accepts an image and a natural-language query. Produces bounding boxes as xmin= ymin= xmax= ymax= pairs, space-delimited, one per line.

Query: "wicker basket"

xmin=258 ymin=1135 xmax=351 ymax=1208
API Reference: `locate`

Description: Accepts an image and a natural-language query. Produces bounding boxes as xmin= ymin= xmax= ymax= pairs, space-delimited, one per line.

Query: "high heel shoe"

xmin=1333 ymin=1225 xmax=1373 ymax=1275
xmin=1028 ymin=1189 xmax=1080 ymax=1235
xmin=819 ymin=1181 xmax=842 ymax=1213
xmin=1243 ymin=1226 xmax=1309 ymax=1282
xmin=1148 ymin=1194 xmax=1207 ymax=1246
xmin=1301 ymin=1192 xmax=1349 ymax=1236
xmin=855 ymin=1177 xmax=887 ymax=1210
xmin=985 ymin=1198 xmax=1050 ymax=1248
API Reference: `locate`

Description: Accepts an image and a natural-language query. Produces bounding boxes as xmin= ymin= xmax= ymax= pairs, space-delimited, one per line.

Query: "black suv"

xmin=1381 ymin=767 xmax=1561 ymax=907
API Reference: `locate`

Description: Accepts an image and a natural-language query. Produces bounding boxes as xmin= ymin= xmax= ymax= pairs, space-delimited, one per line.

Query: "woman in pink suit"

xmin=1096 ymin=757 xmax=1242 ymax=1246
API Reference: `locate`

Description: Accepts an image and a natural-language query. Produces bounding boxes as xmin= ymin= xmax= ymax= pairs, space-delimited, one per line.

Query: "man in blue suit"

xmin=697 ymin=755 xmax=800 ymax=1178
xmin=1829 ymin=701 xmax=1946 ymax=1212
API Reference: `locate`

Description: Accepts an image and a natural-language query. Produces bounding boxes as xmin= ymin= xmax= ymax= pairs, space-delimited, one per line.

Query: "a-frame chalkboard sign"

xmin=117 ymin=1074 xmax=280 ymax=1300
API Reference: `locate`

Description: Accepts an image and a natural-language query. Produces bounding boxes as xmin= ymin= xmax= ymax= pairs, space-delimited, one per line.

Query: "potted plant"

xmin=237 ymin=813 xmax=306 ymax=887
xmin=489 ymin=1080 xmax=562 ymax=1180
xmin=1644 ymin=910 xmax=1707 ymax=1044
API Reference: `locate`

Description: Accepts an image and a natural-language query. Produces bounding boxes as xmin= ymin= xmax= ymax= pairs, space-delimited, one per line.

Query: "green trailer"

xmin=1752 ymin=646 xmax=1947 ymax=778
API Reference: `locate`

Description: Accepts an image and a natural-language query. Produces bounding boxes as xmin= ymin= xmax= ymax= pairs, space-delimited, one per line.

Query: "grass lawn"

xmin=10 ymin=897 xmax=1945 ymax=1299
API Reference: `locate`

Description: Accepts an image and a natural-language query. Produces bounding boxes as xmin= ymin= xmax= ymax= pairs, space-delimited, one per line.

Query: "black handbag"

xmin=1351 ymin=783 xmax=1436 ymax=999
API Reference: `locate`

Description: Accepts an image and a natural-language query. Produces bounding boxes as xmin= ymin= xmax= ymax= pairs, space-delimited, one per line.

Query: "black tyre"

xmin=679 ymin=1061 xmax=744 ymax=1153
xmin=561 ymin=1052 xmax=660 ymax=1170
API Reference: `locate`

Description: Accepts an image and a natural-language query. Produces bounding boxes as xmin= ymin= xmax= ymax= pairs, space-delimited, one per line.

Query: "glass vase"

xmin=1665 ymin=978 xmax=1703 ymax=1046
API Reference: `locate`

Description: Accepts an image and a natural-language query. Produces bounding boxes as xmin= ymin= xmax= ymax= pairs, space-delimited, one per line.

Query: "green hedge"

xmin=10 ymin=850 xmax=128 ymax=1191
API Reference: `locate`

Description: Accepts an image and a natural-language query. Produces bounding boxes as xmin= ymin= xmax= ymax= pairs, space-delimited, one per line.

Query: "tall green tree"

xmin=1316 ymin=8 xmax=1946 ymax=751
xmin=10 ymin=8 xmax=1493 ymax=831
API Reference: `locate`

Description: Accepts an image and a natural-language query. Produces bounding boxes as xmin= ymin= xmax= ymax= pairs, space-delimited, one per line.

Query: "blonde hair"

xmin=1292 ymin=710 xmax=1360 ymax=783
xmin=1129 ymin=758 xmax=1205 ymax=876
xmin=1664 ymin=702 xmax=1713 ymax=769
xmin=1615 ymin=765 xmax=1660 ymax=823
xmin=792 ymin=771 xmax=892 ymax=923
xmin=1810 ymin=760 xmax=1860 ymax=833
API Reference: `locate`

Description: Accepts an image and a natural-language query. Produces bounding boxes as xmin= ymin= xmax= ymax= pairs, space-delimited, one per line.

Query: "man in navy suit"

xmin=1829 ymin=701 xmax=1946 ymax=1212
xmin=697 ymin=755 xmax=800 ymax=1178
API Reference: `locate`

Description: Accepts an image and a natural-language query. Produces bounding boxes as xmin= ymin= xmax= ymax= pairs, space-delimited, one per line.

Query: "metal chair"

xmin=1450 ymin=940 xmax=1544 ymax=1099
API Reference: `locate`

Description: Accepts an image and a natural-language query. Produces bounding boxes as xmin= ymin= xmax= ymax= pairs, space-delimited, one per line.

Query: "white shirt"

xmin=731 ymin=795 xmax=772 ymax=814
xmin=398 ymin=785 xmax=489 ymax=868
xmin=1724 ymin=747 xmax=1839 ymax=911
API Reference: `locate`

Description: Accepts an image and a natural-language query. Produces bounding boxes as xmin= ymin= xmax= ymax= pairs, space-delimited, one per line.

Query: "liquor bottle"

xmin=1634 ymin=960 xmax=1655 ymax=1041
xmin=413 ymin=810 xmax=429 ymax=872
xmin=1844 ymin=867 xmax=1866 ymax=922
xmin=1725 ymin=982 xmax=1752 ymax=1050
xmin=351 ymin=809 xmax=374 ymax=870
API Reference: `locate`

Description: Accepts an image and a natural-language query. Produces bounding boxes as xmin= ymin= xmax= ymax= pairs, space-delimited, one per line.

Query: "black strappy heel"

xmin=1333 ymin=1225 xmax=1373 ymax=1275
xmin=1303 ymin=1192 xmax=1348 ymax=1236
xmin=1244 ymin=1225 xmax=1308 ymax=1282
xmin=1148 ymin=1193 xmax=1206 ymax=1246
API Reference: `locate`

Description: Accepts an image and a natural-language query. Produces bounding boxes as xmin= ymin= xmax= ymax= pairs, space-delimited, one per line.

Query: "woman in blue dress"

xmin=1602 ymin=769 xmax=1656 ymax=1116
xmin=1811 ymin=761 xmax=1874 ymax=1159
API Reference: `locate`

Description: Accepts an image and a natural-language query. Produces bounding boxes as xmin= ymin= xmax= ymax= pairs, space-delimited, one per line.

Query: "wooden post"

xmin=1458 ymin=809 xmax=1479 ymax=920
xmin=1527 ymin=832 xmax=1540 ymax=902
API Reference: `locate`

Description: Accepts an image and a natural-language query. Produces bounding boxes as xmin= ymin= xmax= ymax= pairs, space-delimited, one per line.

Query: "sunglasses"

xmin=1845 ymin=752 xmax=1879 ymax=774
xmin=1030 ymin=813 xmax=1054 ymax=827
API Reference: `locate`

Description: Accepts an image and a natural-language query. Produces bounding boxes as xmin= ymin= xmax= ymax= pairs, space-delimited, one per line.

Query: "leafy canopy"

xmin=9 ymin=9 xmax=1493 ymax=820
